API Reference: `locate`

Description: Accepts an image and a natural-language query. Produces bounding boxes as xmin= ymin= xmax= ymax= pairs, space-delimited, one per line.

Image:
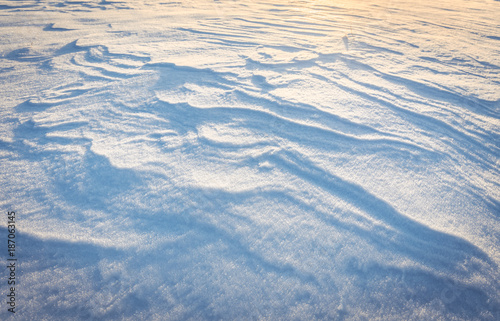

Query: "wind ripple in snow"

xmin=1 ymin=0 xmax=499 ymax=320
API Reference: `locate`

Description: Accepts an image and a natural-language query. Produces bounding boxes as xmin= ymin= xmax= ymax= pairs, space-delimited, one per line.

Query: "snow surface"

xmin=1 ymin=0 xmax=499 ymax=320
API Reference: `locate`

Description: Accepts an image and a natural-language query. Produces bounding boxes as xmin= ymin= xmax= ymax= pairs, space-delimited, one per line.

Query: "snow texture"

xmin=0 ymin=0 xmax=499 ymax=320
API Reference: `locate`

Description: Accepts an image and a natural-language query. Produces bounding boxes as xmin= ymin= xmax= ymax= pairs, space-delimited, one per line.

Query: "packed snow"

xmin=1 ymin=0 xmax=499 ymax=320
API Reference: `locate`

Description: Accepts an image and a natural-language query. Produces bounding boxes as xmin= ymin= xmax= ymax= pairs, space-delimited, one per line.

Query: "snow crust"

xmin=1 ymin=0 xmax=499 ymax=320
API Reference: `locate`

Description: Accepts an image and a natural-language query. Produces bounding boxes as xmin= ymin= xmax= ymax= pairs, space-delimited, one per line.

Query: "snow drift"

xmin=0 ymin=0 xmax=499 ymax=320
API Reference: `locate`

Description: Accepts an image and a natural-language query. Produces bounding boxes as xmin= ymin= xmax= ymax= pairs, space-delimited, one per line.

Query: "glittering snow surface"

xmin=0 ymin=0 xmax=499 ymax=320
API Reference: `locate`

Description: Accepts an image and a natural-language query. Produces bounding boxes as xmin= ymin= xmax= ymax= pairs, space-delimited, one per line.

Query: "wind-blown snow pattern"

xmin=1 ymin=0 xmax=499 ymax=320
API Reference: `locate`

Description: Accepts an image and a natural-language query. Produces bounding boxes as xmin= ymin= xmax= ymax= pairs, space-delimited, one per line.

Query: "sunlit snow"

xmin=1 ymin=0 xmax=499 ymax=320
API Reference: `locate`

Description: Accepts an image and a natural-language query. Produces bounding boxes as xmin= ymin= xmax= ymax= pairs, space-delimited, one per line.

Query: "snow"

xmin=1 ymin=0 xmax=499 ymax=320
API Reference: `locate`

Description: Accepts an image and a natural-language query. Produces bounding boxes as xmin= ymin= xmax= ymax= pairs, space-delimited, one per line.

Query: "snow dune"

xmin=1 ymin=0 xmax=499 ymax=320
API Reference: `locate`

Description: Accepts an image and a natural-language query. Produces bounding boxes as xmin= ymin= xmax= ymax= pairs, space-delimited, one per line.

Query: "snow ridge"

xmin=1 ymin=0 xmax=499 ymax=320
